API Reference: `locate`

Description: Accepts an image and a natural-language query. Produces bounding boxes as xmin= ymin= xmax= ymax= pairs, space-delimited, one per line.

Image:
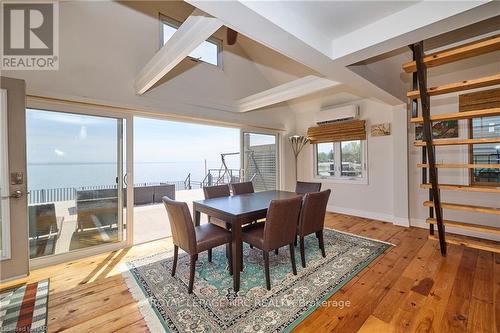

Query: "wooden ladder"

xmin=403 ymin=35 xmax=500 ymax=255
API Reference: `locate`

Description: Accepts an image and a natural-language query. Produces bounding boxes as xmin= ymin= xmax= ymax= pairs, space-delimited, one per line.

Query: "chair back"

xmin=298 ymin=189 xmax=331 ymax=236
xmin=230 ymin=181 xmax=254 ymax=195
xmin=295 ymin=181 xmax=322 ymax=194
xmin=203 ymin=184 xmax=230 ymax=199
xmin=263 ymin=196 xmax=302 ymax=250
xmin=162 ymin=197 xmax=197 ymax=254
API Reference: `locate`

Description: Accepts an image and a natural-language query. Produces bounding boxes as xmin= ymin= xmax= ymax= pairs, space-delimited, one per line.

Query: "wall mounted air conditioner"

xmin=314 ymin=105 xmax=359 ymax=125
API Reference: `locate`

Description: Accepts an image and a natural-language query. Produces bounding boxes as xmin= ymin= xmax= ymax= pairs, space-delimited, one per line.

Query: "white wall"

xmin=295 ymin=99 xmax=409 ymax=225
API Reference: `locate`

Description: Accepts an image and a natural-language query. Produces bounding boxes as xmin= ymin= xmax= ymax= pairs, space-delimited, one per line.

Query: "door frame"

xmin=26 ymin=97 xmax=134 ymax=269
xmin=240 ymin=129 xmax=281 ymax=190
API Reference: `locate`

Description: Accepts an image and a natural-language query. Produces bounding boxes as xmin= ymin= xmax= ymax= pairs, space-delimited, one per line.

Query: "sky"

xmin=26 ymin=109 xmax=240 ymax=166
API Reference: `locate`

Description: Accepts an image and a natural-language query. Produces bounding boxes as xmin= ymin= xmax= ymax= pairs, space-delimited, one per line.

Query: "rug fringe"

xmin=122 ymin=267 xmax=166 ymax=332
xmin=325 ymin=227 xmax=396 ymax=246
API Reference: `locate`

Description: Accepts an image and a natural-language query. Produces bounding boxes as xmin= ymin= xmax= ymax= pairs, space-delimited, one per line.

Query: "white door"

xmin=0 ymin=77 xmax=29 ymax=281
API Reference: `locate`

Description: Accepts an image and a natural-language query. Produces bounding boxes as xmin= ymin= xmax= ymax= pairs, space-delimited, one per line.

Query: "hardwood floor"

xmin=1 ymin=213 xmax=498 ymax=333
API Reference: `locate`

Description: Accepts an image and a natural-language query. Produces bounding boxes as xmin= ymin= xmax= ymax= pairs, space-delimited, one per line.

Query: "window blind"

xmin=307 ymin=120 xmax=366 ymax=144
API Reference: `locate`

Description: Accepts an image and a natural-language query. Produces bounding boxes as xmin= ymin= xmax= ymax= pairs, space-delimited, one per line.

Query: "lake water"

xmin=28 ymin=161 xmax=239 ymax=190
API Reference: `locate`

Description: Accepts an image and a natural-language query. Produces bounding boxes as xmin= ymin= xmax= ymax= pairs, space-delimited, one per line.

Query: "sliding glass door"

xmin=26 ymin=109 xmax=127 ymax=259
xmin=242 ymin=132 xmax=279 ymax=191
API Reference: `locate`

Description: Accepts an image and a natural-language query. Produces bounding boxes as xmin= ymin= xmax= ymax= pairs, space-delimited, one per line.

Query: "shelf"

xmin=429 ymin=234 xmax=500 ymax=254
xmin=417 ymin=163 xmax=500 ymax=169
xmin=407 ymin=74 xmax=500 ymax=99
xmin=423 ymin=201 xmax=500 ymax=215
xmin=426 ymin=218 xmax=500 ymax=235
xmin=403 ymin=35 xmax=500 ymax=73
xmin=414 ymin=137 xmax=500 ymax=147
xmin=410 ymin=107 xmax=500 ymax=123
xmin=420 ymin=183 xmax=500 ymax=193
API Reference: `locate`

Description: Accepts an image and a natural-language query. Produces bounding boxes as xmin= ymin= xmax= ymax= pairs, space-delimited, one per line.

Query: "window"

xmin=161 ymin=15 xmax=222 ymax=67
xmin=314 ymin=140 xmax=366 ymax=182
xmin=469 ymin=115 xmax=500 ymax=185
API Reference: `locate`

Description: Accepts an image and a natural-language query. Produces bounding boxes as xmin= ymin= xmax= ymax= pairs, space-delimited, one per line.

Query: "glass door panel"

xmin=242 ymin=132 xmax=278 ymax=191
xmin=26 ymin=109 xmax=126 ymax=259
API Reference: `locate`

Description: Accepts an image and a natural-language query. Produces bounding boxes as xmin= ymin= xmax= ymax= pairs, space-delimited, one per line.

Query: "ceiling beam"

xmin=237 ymin=75 xmax=339 ymax=112
xmin=135 ymin=9 xmax=223 ymax=95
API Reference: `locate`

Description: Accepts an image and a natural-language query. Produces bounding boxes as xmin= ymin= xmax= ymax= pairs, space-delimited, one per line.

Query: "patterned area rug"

xmin=122 ymin=229 xmax=391 ymax=333
xmin=0 ymin=279 xmax=49 ymax=333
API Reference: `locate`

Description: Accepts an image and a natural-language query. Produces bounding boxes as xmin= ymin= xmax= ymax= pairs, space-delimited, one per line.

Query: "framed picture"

xmin=370 ymin=123 xmax=391 ymax=137
xmin=415 ymin=120 xmax=458 ymax=140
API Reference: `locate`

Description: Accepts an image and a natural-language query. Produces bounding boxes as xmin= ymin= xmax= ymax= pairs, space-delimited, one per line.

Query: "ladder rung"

xmin=428 ymin=234 xmax=500 ymax=254
xmin=420 ymin=183 xmax=500 ymax=193
xmin=414 ymin=137 xmax=500 ymax=146
xmin=426 ymin=218 xmax=500 ymax=235
xmin=403 ymin=35 xmax=500 ymax=73
xmin=407 ymin=74 xmax=500 ymax=99
xmin=417 ymin=163 xmax=500 ymax=169
xmin=410 ymin=107 xmax=500 ymax=123
xmin=423 ymin=201 xmax=500 ymax=215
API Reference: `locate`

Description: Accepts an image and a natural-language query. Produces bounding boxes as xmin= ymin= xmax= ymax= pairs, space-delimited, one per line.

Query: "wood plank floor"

xmin=1 ymin=213 xmax=498 ymax=333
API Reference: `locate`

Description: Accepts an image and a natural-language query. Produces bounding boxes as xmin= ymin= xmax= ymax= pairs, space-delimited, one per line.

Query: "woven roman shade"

xmin=307 ymin=120 xmax=366 ymax=144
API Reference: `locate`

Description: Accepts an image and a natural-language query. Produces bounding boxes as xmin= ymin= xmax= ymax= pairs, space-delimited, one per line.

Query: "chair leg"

xmin=300 ymin=236 xmax=306 ymax=268
xmin=289 ymin=244 xmax=297 ymax=275
xmin=188 ymin=255 xmax=197 ymax=294
xmin=171 ymin=245 xmax=178 ymax=276
xmin=250 ymin=244 xmax=253 ymax=249
xmin=319 ymin=230 xmax=326 ymax=258
xmin=240 ymin=243 xmax=244 ymax=271
xmin=263 ymin=251 xmax=271 ymax=290
xmin=228 ymin=243 xmax=233 ymax=275
xmin=208 ymin=248 xmax=212 ymax=263
xmin=315 ymin=231 xmax=320 ymax=239
xmin=294 ymin=235 xmax=298 ymax=246
xmin=316 ymin=231 xmax=321 ymax=248
xmin=274 ymin=248 xmax=279 ymax=255
xmin=226 ymin=243 xmax=230 ymax=259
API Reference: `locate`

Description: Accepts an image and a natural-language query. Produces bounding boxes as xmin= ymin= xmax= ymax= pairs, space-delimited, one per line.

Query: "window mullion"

xmin=334 ymin=142 xmax=341 ymax=177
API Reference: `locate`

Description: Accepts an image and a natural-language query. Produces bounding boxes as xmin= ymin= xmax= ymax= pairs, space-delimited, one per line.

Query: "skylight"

xmin=161 ymin=15 xmax=221 ymax=67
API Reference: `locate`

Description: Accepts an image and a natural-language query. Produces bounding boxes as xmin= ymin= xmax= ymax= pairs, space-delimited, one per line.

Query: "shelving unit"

xmin=403 ymin=36 xmax=500 ymax=255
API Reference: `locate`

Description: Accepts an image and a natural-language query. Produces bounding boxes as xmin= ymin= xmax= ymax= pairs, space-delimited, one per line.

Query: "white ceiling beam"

xmin=237 ymin=75 xmax=339 ymax=112
xmin=135 ymin=9 xmax=223 ymax=95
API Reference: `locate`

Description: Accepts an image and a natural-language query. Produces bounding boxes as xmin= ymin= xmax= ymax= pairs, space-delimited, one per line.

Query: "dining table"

xmin=192 ymin=190 xmax=300 ymax=292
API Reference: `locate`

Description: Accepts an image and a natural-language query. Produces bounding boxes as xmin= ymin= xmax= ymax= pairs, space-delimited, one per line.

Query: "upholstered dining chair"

xmin=203 ymin=184 xmax=231 ymax=230
xmin=230 ymin=181 xmax=254 ymax=195
xmin=241 ymin=196 xmax=302 ymax=290
xmin=295 ymin=181 xmax=322 ymax=194
xmin=162 ymin=197 xmax=233 ymax=293
xmin=297 ymin=189 xmax=331 ymax=268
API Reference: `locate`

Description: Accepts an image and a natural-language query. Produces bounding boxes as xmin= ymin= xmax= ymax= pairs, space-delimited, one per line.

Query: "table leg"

xmin=194 ymin=208 xmax=201 ymax=226
xmin=232 ymin=220 xmax=241 ymax=292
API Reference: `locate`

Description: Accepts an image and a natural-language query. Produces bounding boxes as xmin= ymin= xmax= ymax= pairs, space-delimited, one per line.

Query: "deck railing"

xmin=28 ymin=179 xmax=203 ymax=205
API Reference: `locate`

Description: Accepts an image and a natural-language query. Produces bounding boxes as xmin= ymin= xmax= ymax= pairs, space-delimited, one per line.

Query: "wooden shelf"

xmin=403 ymin=35 xmax=500 ymax=73
xmin=407 ymin=74 xmax=500 ymax=99
xmin=417 ymin=163 xmax=500 ymax=169
xmin=429 ymin=234 xmax=500 ymax=253
xmin=423 ymin=201 xmax=500 ymax=215
xmin=414 ymin=137 xmax=500 ymax=146
xmin=420 ymin=183 xmax=500 ymax=193
xmin=410 ymin=107 xmax=500 ymax=123
xmin=426 ymin=218 xmax=500 ymax=235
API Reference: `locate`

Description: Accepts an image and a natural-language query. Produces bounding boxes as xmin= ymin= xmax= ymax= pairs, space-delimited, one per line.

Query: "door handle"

xmin=2 ymin=190 xmax=23 ymax=199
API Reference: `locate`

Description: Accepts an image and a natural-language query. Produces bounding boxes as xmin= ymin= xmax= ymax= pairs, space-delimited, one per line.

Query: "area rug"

xmin=0 ymin=279 xmax=49 ymax=333
xmin=122 ymin=229 xmax=391 ymax=333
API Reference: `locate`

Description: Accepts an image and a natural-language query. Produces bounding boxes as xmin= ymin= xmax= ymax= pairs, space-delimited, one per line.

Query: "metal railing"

xmin=28 ymin=175 xmax=203 ymax=205
xmin=201 ymin=168 xmax=241 ymax=187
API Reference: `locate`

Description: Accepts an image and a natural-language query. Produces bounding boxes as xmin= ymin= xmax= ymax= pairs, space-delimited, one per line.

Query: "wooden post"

xmin=413 ymin=42 xmax=447 ymax=255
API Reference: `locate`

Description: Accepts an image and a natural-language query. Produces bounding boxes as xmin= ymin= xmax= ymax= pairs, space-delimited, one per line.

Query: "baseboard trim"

xmin=0 ymin=273 xmax=28 ymax=284
xmin=327 ymin=205 xmax=410 ymax=227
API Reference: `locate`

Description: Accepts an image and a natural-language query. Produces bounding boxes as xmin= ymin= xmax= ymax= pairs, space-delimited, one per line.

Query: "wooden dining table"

xmin=193 ymin=190 xmax=300 ymax=292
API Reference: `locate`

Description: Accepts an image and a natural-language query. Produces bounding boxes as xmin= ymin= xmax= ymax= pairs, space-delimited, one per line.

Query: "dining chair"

xmin=295 ymin=181 xmax=322 ymax=194
xmin=297 ymin=189 xmax=331 ymax=268
xmin=241 ymin=196 xmax=302 ymax=290
xmin=230 ymin=181 xmax=254 ymax=195
xmin=203 ymin=184 xmax=231 ymax=230
xmin=162 ymin=196 xmax=233 ymax=293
